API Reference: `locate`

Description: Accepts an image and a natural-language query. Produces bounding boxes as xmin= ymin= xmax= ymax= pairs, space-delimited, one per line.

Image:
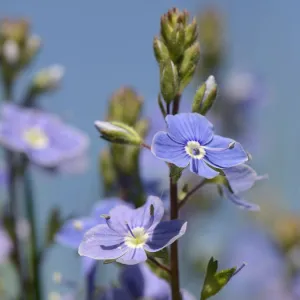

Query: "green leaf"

xmin=151 ymin=248 xmax=169 ymax=264
xmin=200 ymin=257 xmax=241 ymax=300
xmin=103 ymin=259 xmax=116 ymax=264
xmin=45 ymin=208 xmax=61 ymax=246
xmin=169 ymin=164 xmax=184 ymax=182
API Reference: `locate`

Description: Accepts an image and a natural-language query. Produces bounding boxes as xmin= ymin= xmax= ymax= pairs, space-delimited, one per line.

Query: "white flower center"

xmin=23 ymin=127 xmax=49 ymax=149
xmin=72 ymin=220 xmax=84 ymax=231
xmin=124 ymin=227 xmax=149 ymax=248
xmin=185 ymin=141 xmax=206 ymax=159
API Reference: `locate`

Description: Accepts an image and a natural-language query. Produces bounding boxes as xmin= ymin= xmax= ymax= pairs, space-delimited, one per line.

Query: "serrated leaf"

xmin=200 ymin=257 xmax=240 ymax=300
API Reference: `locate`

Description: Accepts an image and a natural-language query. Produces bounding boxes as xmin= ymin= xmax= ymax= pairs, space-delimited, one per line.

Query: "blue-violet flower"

xmin=78 ymin=196 xmax=187 ymax=265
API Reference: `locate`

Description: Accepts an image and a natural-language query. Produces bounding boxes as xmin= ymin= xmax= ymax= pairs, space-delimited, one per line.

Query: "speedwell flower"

xmin=222 ymin=164 xmax=267 ymax=211
xmin=56 ymin=198 xmax=126 ymax=275
xmin=0 ymin=103 xmax=88 ymax=168
xmin=152 ymin=113 xmax=248 ymax=179
xmin=78 ymin=196 xmax=187 ymax=265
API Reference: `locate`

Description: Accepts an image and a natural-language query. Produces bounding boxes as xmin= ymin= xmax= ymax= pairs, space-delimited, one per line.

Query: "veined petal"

xmin=145 ymin=220 xmax=187 ymax=252
xmin=205 ymin=135 xmax=248 ymax=168
xmin=78 ymin=224 xmax=126 ymax=260
xmin=130 ymin=196 xmax=164 ymax=230
xmin=151 ymin=132 xmax=190 ymax=167
xmin=116 ymin=248 xmax=147 ymax=265
xmin=222 ymin=187 xmax=260 ymax=211
xmin=166 ymin=113 xmax=214 ymax=144
xmin=223 ymin=164 xmax=267 ymax=193
xmin=106 ymin=205 xmax=135 ymax=235
xmin=190 ymin=159 xmax=219 ymax=179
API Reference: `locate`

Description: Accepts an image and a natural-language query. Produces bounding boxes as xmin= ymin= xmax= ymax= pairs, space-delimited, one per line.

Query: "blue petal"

xmin=223 ymin=164 xmax=267 ymax=193
xmin=145 ymin=220 xmax=187 ymax=252
xmin=78 ymin=224 xmax=126 ymax=260
xmin=190 ymin=159 xmax=219 ymax=179
xmin=205 ymin=135 xmax=248 ymax=168
xmin=130 ymin=196 xmax=164 ymax=231
xmin=222 ymin=187 xmax=260 ymax=211
xmin=55 ymin=217 xmax=98 ymax=248
xmin=81 ymin=257 xmax=97 ymax=276
xmin=166 ymin=113 xmax=214 ymax=144
xmin=106 ymin=205 xmax=135 ymax=235
xmin=116 ymin=248 xmax=147 ymax=265
xmin=152 ymin=132 xmax=190 ymax=167
xmin=92 ymin=198 xmax=128 ymax=221
xmin=100 ymin=287 xmax=132 ymax=300
xmin=120 ymin=264 xmax=170 ymax=299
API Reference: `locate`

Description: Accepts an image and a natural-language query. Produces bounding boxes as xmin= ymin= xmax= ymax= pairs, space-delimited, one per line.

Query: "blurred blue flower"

xmin=56 ymin=198 xmax=126 ymax=274
xmin=0 ymin=224 xmax=12 ymax=264
xmin=101 ymin=263 xmax=195 ymax=300
xmin=79 ymin=196 xmax=187 ymax=265
xmin=0 ymin=103 xmax=89 ymax=169
xmin=152 ymin=113 xmax=248 ymax=179
xmin=222 ymin=225 xmax=290 ymax=300
xmin=221 ymin=164 xmax=267 ymax=211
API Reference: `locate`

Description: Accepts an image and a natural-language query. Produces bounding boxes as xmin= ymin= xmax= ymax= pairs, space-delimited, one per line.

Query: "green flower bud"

xmin=0 ymin=19 xmax=29 ymax=44
xmin=134 ymin=119 xmax=149 ymax=139
xmin=192 ymin=75 xmax=217 ymax=114
xmin=184 ymin=17 xmax=198 ymax=49
xmin=99 ymin=149 xmax=116 ymax=191
xmin=2 ymin=39 xmax=20 ymax=64
xmin=31 ymin=64 xmax=65 ymax=93
xmin=199 ymin=75 xmax=217 ymax=115
xmin=22 ymin=34 xmax=41 ymax=65
xmin=94 ymin=121 xmax=142 ymax=145
xmin=179 ymin=65 xmax=196 ymax=93
xmin=168 ymin=23 xmax=185 ymax=62
xmin=153 ymin=37 xmax=169 ymax=64
xmin=179 ymin=42 xmax=200 ymax=79
xmin=108 ymin=87 xmax=143 ymax=126
xmin=160 ymin=59 xmax=179 ymax=104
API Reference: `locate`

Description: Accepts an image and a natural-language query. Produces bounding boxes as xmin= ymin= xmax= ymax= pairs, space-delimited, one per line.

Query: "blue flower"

xmin=0 ymin=103 xmax=89 ymax=169
xmin=221 ymin=164 xmax=267 ymax=211
xmin=56 ymin=197 xmax=126 ymax=274
xmin=78 ymin=196 xmax=187 ymax=265
xmin=151 ymin=113 xmax=248 ymax=179
xmin=101 ymin=263 xmax=196 ymax=300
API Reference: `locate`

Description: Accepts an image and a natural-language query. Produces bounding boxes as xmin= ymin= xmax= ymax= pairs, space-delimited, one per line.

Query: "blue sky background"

xmin=1 ymin=0 xmax=300 ymax=298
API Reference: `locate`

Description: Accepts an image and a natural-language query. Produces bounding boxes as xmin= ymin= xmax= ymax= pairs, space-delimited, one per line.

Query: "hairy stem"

xmin=170 ymin=179 xmax=181 ymax=300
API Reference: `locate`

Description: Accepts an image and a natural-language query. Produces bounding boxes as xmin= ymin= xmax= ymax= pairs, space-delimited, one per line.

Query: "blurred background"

xmin=0 ymin=0 xmax=299 ymax=299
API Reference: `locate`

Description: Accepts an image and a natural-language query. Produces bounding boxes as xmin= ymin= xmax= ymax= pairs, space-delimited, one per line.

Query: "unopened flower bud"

xmin=2 ymin=39 xmax=19 ymax=64
xmin=160 ymin=59 xmax=179 ymax=103
xmin=108 ymin=87 xmax=143 ymax=126
xmin=153 ymin=37 xmax=169 ymax=64
xmin=94 ymin=121 xmax=142 ymax=145
xmin=184 ymin=18 xmax=198 ymax=49
xmin=32 ymin=64 xmax=65 ymax=92
xmin=179 ymin=42 xmax=200 ymax=79
xmin=192 ymin=75 xmax=217 ymax=115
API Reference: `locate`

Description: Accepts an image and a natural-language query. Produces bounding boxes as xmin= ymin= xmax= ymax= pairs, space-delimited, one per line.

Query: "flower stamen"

xmin=185 ymin=141 xmax=206 ymax=159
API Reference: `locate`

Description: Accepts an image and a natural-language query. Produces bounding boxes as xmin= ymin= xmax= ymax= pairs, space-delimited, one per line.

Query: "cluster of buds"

xmin=153 ymin=8 xmax=200 ymax=104
xmin=0 ymin=19 xmax=41 ymax=72
xmin=98 ymin=87 xmax=148 ymax=200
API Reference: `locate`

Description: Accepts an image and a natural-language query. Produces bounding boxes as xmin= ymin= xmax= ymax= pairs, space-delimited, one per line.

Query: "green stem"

xmin=6 ymin=151 xmax=26 ymax=300
xmin=21 ymin=156 xmax=41 ymax=300
xmin=170 ymin=179 xmax=181 ymax=300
